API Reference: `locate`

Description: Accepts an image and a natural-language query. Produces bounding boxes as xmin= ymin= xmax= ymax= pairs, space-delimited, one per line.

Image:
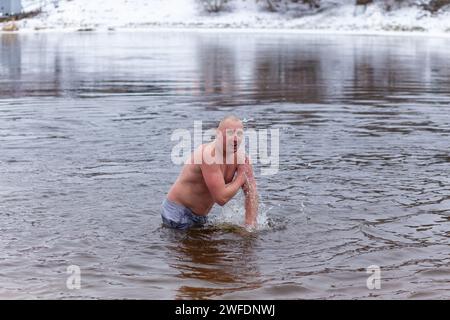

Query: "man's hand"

xmin=239 ymin=156 xmax=258 ymax=228
xmin=238 ymin=157 xmax=253 ymax=193
xmin=236 ymin=161 xmax=248 ymax=184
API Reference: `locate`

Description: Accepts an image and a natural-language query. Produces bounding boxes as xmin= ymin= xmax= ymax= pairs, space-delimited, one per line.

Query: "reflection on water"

xmin=2 ymin=32 xmax=450 ymax=104
xmin=0 ymin=31 xmax=449 ymax=299
xmin=162 ymin=227 xmax=262 ymax=300
xmin=1 ymin=35 xmax=21 ymax=82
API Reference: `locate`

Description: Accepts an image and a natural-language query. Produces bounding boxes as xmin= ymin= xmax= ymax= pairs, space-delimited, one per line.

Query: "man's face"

xmin=218 ymin=120 xmax=244 ymax=155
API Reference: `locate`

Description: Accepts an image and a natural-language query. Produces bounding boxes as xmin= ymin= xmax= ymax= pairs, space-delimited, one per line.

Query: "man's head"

xmin=216 ymin=115 xmax=244 ymax=155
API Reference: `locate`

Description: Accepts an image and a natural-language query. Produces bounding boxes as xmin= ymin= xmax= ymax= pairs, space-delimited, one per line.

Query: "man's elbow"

xmin=215 ymin=197 xmax=228 ymax=206
xmin=214 ymin=193 xmax=230 ymax=206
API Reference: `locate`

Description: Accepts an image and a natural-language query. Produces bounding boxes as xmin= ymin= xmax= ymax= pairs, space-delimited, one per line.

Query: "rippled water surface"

xmin=0 ymin=31 xmax=449 ymax=299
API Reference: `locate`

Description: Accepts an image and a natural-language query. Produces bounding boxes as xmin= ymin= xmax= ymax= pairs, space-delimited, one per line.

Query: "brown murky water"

xmin=0 ymin=31 xmax=449 ymax=299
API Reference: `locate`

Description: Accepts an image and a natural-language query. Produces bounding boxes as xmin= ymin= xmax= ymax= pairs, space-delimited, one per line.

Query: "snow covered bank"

xmin=2 ymin=0 xmax=450 ymax=35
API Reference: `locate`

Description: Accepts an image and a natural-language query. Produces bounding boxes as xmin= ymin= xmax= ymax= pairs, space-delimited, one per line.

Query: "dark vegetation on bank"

xmin=200 ymin=0 xmax=450 ymax=14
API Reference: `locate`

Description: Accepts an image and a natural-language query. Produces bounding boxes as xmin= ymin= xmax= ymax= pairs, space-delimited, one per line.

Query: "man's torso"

xmin=167 ymin=143 xmax=238 ymax=216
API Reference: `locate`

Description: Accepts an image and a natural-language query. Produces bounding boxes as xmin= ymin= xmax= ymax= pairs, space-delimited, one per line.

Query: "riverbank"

xmin=1 ymin=0 xmax=450 ymax=35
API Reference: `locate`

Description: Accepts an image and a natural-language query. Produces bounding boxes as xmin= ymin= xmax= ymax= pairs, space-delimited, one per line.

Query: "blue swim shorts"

xmin=160 ymin=198 xmax=208 ymax=230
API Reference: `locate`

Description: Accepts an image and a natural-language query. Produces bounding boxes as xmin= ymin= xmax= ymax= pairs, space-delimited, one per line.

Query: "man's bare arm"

xmin=200 ymin=162 xmax=245 ymax=206
xmin=241 ymin=157 xmax=258 ymax=228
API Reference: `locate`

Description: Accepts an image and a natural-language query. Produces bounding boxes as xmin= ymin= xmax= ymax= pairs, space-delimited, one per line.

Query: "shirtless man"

xmin=161 ymin=115 xmax=258 ymax=230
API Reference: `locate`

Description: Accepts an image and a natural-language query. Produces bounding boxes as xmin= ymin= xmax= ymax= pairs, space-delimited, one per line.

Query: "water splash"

xmin=209 ymin=191 xmax=274 ymax=232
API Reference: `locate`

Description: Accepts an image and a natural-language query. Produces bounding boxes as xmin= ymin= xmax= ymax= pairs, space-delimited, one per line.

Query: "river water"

xmin=0 ymin=31 xmax=449 ymax=299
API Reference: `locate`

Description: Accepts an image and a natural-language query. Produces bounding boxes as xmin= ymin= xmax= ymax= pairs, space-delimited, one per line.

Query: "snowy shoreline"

xmin=1 ymin=0 xmax=449 ymax=37
xmin=3 ymin=25 xmax=450 ymax=39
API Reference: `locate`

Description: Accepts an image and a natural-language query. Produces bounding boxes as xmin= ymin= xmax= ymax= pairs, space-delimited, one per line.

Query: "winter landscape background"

xmin=1 ymin=0 xmax=450 ymax=34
